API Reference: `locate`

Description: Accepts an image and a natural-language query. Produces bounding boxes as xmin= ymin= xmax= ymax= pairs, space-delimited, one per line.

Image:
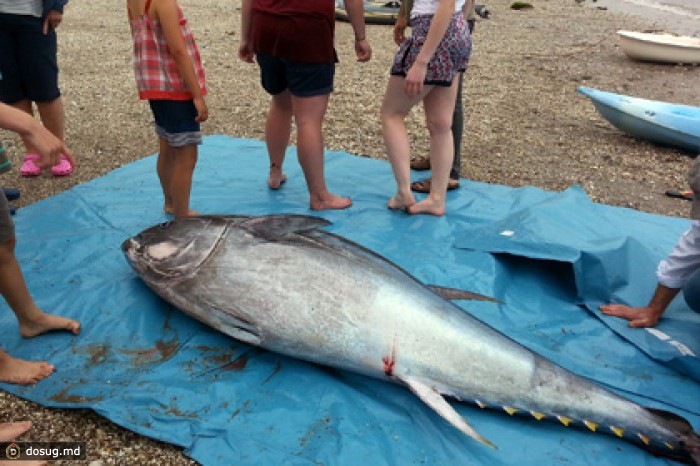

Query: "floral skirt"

xmin=390 ymin=12 xmax=471 ymax=86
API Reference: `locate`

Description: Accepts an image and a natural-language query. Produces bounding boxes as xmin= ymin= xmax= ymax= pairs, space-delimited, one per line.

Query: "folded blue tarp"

xmin=1 ymin=135 xmax=698 ymax=465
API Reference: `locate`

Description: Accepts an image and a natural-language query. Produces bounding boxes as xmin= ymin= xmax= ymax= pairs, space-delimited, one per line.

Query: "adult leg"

xmin=291 ymin=93 xmax=351 ymax=210
xmin=169 ymin=144 xmax=198 ymax=218
xmin=0 ymin=421 xmax=47 ymax=465
xmin=450 ymin=73 xmax=464 ymax=181
xmin=408 ymin=79 xmax=459 ymax=216
xmin=266 ymin=91 xmax=293 ymax=189
xmin=381 ymin=76 xmax=429 ymax=210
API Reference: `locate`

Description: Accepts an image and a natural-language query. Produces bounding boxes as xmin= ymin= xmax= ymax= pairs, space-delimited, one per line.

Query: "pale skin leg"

xmin=0 ymin=238 xmax=80 ymax=385
xmin=0 ymin=421 xmax=48 ymax=466
xmin=157 ymin=138 xmax=198 ymax=218
xmin=380 ymin=75 xmax=432 ymax=210
xmin=408 ymin=78 xmax=458 ymax=216
xmin=265 ymin=91 xmax=291 ymax=189
xmin=291 ymin=93 xmax=351 ymax=211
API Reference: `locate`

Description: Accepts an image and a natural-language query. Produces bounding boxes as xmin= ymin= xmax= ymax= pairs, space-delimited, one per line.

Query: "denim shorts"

xmin=0 ymin=188 xmax=14 ymax=243
xmin=148 ymin=99 xmax=202 ymax=148
xmin=256 ymin=54 xmax=334 ymax=97
xmin=0 ymin=13 xmax=60 ymax=104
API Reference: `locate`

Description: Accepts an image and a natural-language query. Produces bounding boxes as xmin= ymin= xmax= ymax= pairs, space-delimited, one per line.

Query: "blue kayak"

xmin=578 ymin=86 xmax=700 ymax=154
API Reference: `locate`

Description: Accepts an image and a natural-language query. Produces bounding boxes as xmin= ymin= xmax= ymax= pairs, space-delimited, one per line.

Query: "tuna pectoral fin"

xmin=402 ymin=375 xmax=496 ymax=449
xmin=428 ymin=285 xmax=503 ymax=304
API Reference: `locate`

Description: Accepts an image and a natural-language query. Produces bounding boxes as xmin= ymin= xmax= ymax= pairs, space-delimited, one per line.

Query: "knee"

xmin=682 ymin=268 xmax=700 ymax=313
xmin=426 ymin=117 xmax=453 ymax=138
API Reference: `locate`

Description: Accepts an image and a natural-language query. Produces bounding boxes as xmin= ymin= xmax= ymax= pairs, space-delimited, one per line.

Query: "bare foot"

xmin=310 ymin=193 xmax=352 ymax=211
xmin=0 ymin=421 xmax=32 ymax=442
xmin=407 ymin=197 xmax=446 ymax=216
xmin=387 ymin=192 xmax=416 ymax=211
xmin=268 ymin=170 xmax=287 ymax=190
xmin=174 ymin=209 xmax=199 ymax=218
xmin=18 ymin=311 xmax=80 ymax=339
xmin=0 ymin=422 xmax=48 ymax=466
xmin=0 ymin=351 xmax=54 ymax=385
xmin=163 ymin=204 xmax=174 ymax=215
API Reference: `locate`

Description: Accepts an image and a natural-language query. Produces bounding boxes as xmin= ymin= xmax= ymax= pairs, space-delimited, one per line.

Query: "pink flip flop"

xmin=19 ymin=154 xmax=41 ymax=177
xmin=50 ymin=154 xmax=73 ymax=176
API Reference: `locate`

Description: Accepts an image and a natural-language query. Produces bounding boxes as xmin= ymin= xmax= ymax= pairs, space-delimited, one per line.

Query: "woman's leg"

xmin=266 ymin=91 xmax=293 ymax=189
xmin=381 ymin=75 xmax=429 ymax=210
xmin=409 ymin=78 xmax=459 ymax=216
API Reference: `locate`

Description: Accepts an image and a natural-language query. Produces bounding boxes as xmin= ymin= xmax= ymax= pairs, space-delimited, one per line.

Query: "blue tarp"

xmin=1 ymin=135 xmax=698 ymax=465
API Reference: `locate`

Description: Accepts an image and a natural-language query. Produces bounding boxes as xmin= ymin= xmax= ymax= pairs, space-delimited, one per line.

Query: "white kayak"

xmin=617 ymin=30 xmax=700 ymax=64
xmin=578 ymin=86 xmax=700 ymax=154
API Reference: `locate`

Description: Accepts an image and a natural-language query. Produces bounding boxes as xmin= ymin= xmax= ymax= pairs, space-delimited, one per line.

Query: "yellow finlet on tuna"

xmin=530 ymin=411 xmax=546 ymax=420
xmin=583 ymin=420 xmax=597 ymax=432
xmin=475 ymin=400 xmax=487 ymax=409
xmin=557 ymin=416 xmax=572 ymax=426
xmin=610 ymin=426 xmax=624 ymax=437
xmin=637 ymin=433 xmax=650 ymax=445
xmin=503 ymin=406 xmax=518 ymax=416
xmin=664 ymin=442 xmax=674 ymax=450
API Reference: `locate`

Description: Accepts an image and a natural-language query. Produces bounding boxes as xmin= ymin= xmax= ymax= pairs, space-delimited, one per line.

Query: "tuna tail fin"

xmin=402 ymin=375 xmax=496 ymax=449
xmin=647 ymin=407 xmax=700 ymax=465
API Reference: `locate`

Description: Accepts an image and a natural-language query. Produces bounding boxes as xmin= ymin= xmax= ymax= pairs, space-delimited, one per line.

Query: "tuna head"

xmin=121 ymin=216 xmax=245 ymax=282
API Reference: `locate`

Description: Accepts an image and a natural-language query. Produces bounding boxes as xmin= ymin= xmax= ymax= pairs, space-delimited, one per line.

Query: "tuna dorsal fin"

xmin=428 ymin=285 xmax=503 ymax=304
xmin=401 ymin=375 xmax=496 ymax=449
xmin=241 ymin=215 xmax=332 ymax=240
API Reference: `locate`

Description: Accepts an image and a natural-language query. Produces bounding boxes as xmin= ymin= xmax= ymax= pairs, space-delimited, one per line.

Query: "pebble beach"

xmin=0 ymin=0 xmax=699 ymax=464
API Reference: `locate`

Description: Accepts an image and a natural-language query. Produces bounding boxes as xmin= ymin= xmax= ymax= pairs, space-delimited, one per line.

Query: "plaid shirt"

xmin=129 ymin=3 xmax=206 ymax=101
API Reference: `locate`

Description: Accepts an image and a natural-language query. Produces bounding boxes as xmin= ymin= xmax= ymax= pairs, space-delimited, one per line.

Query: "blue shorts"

xmin=148 ymin=100 xmax=202 ymax=148
xmin=256 ymin=55 xmax=334 ymax=97
xmin=0 ymin=187 xmax=14 ymax=243
xmin=0 ymin=14 xmax=60 ymax=104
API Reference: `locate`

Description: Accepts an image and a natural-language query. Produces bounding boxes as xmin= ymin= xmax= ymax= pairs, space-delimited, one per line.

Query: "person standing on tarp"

xmin=238 ymin=0 xmax=372 ymax=211
xmin=0 ymin=102 xmax=79 ymax=385
xmin=600 ymin=158 xmax=700 ymax=327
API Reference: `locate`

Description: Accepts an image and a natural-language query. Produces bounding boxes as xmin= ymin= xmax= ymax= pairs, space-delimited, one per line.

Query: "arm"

xmin=600 ymin=284 xmax=679 ymax=328
xmin=154 ymin=0 xmax=208 ymax=122
xmin=405 ymin=0 xmax=455 ymax=98
xmin=342 ymin=0 xmax=372 ymax=62
xmin=393 ymin=0 xmax=409 ymax=46
xmin=0 ymin=103 xmax=74 ymax=169
xmin=238 ymin=0 xmax=254 ymax=63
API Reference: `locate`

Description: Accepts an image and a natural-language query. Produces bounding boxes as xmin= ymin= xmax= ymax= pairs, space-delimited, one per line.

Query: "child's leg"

xmin=266 ymin=91 xmax=293 ymax=189
xmin=169 ymin=144 xmax=198 ymax=218
xmin=291 ymin=93 xmax=351 ymax=211
xmin=157 ymin=137 xmax=176 ymax=214
xmin=380 ymin=76 xmax=428 ymax=210
xmin=0 ymin=238 xmax=80 ymax=338
xmin=408 ymin=80 xmax=459 ymax=216
xmin=0 ymin=349 xmax=53 ymax=385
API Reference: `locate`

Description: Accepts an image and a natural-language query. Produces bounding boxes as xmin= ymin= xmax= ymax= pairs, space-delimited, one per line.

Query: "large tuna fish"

xmin=122 ymin=214 xmax=700 ymax=464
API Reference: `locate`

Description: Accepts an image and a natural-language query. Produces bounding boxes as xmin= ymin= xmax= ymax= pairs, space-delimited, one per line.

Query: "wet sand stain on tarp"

xmin=49 ymin=385 xmax=104 ymax=404
xmin=120 ymin=338 xmax=180 ymax=365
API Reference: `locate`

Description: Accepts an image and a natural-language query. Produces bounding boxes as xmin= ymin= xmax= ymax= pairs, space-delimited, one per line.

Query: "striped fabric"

xmin=129 ymin=5 xmax=206 ymax=101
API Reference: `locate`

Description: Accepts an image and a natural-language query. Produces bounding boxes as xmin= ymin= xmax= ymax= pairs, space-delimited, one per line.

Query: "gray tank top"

xmin=0 ymin=0 xmax=43 ymax=17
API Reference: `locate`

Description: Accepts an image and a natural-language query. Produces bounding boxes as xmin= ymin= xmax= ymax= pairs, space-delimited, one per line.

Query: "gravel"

xmin=0 ymin=0 xmax=698 ymax=464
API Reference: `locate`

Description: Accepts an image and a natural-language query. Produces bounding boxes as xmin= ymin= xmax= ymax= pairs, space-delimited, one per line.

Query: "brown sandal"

xmin=410 ymin=159 xmax=431 ymax=171
xmin=411 ymin=178 xmax=460 ymax=193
